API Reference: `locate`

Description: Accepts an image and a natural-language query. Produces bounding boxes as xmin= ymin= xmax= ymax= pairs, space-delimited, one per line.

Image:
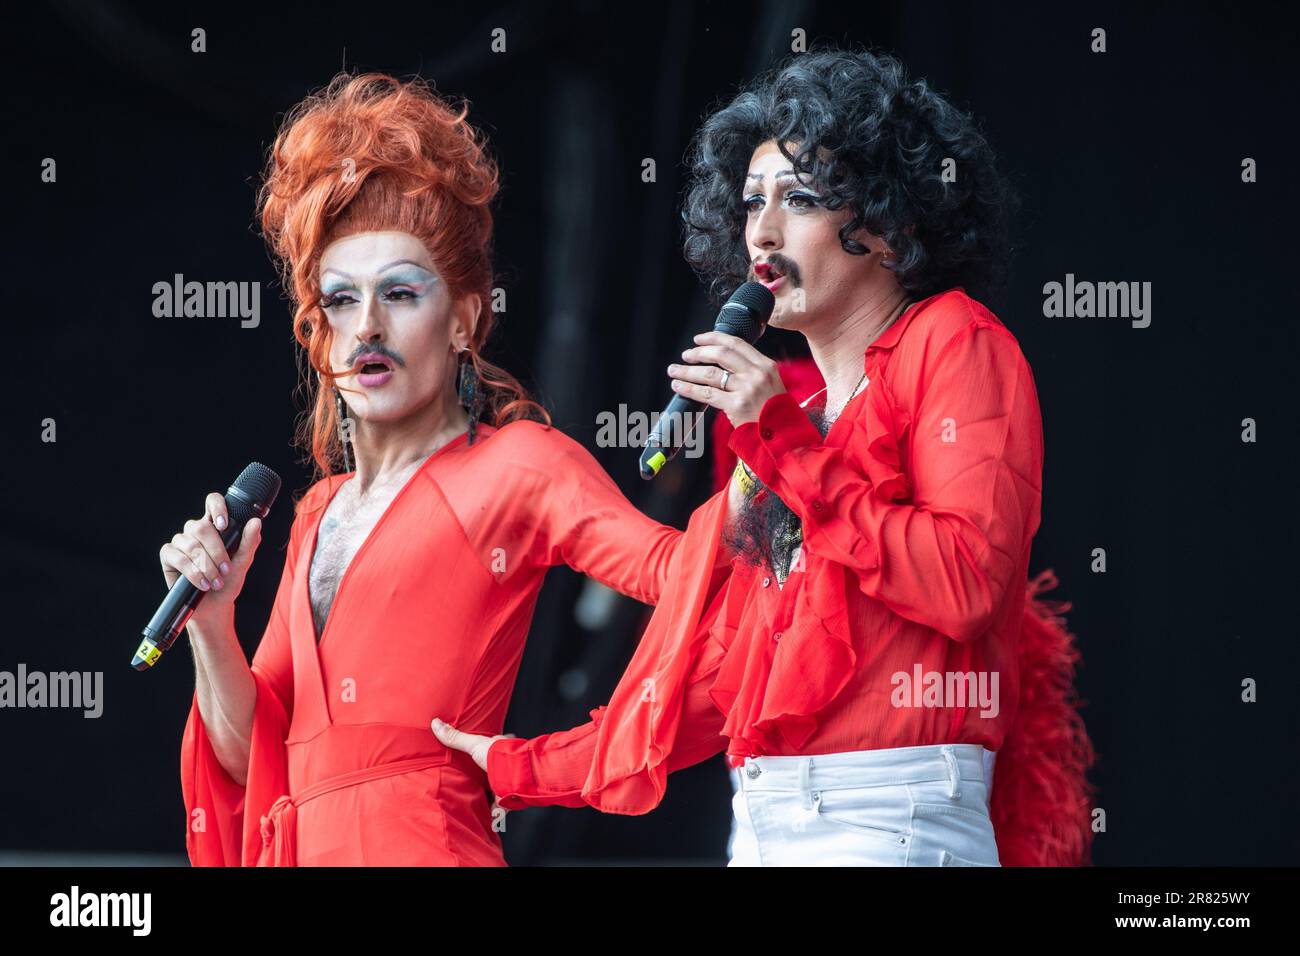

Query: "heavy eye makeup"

xmin=742 ymin=183 xmax=823 ymax=215
xmin=320 ymin=266 xmax=438 ymax=310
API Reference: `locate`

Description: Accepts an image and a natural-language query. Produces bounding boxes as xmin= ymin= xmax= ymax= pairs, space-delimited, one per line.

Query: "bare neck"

xmin=346 ymin=388 xmax=470 ymax=498
xmin=805 ymin=287 xmax=912 ymax=414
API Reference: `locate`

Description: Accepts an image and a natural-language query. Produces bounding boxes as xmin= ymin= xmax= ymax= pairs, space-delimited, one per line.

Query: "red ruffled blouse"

xmin=488 ymin=287 xmax=1046 ymax=814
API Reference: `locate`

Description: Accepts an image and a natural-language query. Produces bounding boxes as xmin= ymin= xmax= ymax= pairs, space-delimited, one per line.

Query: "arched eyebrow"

xmin=321 ymin=259 xmax=433 ymax=280
xmin=745 ymin=169 xmax=797 ymax=183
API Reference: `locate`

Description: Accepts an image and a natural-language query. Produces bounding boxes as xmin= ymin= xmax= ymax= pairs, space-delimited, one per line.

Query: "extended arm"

xmin=484 ymin=625 xmax=730 ymax=809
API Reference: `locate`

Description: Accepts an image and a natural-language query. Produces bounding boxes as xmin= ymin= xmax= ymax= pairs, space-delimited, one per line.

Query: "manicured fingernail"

xmin=667 ymin=364 xmax=677 ymax=372
xmin=213 ymin=577 xmax=223 ymax=589
xmin=220 ymin=561 xmax=230 ymax=575
xmin=432 ymin=718 xmax=443 ymax=729
xmin=215 ymin=514 xmax=226 ymax=530
xmin=200 ymin=577 xmax=210 ymax=589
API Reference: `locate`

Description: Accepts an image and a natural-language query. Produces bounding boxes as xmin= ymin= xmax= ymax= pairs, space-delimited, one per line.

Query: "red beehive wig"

xmin=257 ymin=71 xmax=549 ymax=482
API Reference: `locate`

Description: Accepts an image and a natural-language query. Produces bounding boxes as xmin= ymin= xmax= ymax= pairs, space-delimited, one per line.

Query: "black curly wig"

xmin=682 ymin=46 xmax=1018 ymax=304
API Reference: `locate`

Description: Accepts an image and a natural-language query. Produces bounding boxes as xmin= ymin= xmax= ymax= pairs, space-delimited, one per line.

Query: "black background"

xmin=3 ymin=0 xmax=1297 ymax=865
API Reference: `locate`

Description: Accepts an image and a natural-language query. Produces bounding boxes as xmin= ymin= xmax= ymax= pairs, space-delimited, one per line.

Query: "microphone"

xmin=132 ymin=462 xmax=282 ymax=671
xmin=639 ymin=281 xmax=775 ymax=479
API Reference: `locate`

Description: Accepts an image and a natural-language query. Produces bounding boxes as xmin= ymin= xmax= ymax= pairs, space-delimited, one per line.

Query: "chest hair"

xmin=308 ymin=471 xmax=413 ymax=641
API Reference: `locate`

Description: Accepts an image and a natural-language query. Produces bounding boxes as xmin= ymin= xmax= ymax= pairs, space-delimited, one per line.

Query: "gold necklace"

xmin=827 ymin=296 xmax=912 ymax=423
xmin=827 ymin=369 xmax=869 ymax=424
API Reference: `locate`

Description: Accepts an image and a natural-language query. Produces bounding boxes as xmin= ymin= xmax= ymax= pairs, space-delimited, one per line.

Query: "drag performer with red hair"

xmin=168 ymin=73 xmax=706 ymax=866
xmin=436 ymin=48 xmax=1096 ymax=866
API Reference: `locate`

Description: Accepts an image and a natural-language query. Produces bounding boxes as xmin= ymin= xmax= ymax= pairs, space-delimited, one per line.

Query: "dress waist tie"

xmin=257 ymin=755 xmax=448 ymax=867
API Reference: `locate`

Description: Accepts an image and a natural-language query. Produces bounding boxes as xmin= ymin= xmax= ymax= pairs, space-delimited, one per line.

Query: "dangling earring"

xmin=457 ymin=346 xmax=483 ymax=446
xmin=318 ymin=369 xmax=354 ymax=473
xmin=334 ymin=387 xmax=354 ymax=473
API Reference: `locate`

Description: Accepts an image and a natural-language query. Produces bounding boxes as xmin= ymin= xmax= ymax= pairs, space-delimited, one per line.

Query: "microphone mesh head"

xmin=715 ymin=281 xmax=776 ymax=342
xmin=728 ymin=281 xmax=777 ymax=318
xmin=233 ymin=462 xmax=282 ymax=510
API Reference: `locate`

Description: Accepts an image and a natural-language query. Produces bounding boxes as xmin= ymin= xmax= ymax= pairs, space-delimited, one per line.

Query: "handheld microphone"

xmin=639 ymin=281 xmax=775 ymax=479
xmin=132 ymin=462 xmax=282 ymax=671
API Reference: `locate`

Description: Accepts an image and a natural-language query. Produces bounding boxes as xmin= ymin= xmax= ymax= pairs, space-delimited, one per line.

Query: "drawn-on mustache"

xmin=753 ymin=253 xmax=801 ymax=287
xmin=348 ymin=346 xmax=404 ymax=368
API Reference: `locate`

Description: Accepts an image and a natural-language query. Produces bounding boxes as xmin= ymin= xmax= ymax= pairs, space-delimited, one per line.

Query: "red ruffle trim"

xmin=707 ymin=360 xmax=913 ymax=755
xmin=580 ymin=489 xmax=733 ymax=814
xmin=707 ymin=560 xmax=854 ymax=756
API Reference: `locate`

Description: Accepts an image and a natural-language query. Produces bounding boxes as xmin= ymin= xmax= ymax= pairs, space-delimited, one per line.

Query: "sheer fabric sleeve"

xmin=487 ymin=623 xmax=729 ymax=809
xmin=180 ymin=510 xmax=302 ymax=865
xmin=534 ymin=426 xmax=696 ymax=605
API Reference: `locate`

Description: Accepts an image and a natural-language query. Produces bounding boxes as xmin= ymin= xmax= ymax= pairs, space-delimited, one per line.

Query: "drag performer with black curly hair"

xmin=436 ymin=47 xmax=1095 ymax=867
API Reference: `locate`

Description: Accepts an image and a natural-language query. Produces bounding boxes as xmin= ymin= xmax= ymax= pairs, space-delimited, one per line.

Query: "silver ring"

xmin=720 ymin=370 xmax=731 ymax=390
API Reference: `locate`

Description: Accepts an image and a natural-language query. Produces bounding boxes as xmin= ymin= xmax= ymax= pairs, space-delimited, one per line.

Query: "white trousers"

xmin=726 ymin=744 xmax=1000 ymax=866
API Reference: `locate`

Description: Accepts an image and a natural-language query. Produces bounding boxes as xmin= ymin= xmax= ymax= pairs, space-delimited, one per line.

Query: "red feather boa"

xmin=991 ymin=569 xmax=1097 ymax=865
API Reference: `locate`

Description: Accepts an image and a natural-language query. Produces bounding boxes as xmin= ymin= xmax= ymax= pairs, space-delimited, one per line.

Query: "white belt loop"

xmin=941 ymin=746 xmax=961 ymax=799
xmin=799 ymin=757 xmax=814 ymax=810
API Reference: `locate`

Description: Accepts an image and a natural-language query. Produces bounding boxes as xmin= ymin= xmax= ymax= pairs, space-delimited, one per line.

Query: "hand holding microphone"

xmin=134 ymin=462 xmax=281 ymax=670
xmin=668 ymin=325 xmax=789 ymax=427
xmin=158 ymin=494 xmax=263 ymax=630
xmin=639 ymin=281 xmax=775 ymax=478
